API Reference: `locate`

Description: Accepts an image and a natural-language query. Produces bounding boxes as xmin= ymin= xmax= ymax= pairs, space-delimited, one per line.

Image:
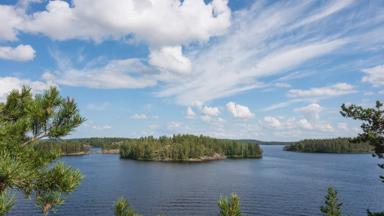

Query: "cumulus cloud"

xmin=294 ymin=103 xmax=323 ymax=119
xmin=362 ymin=65 xmax=384 ymax=87
xmin=263 ymin=116 xmax=282 ymax=128
xmin=0 ymin=5 xmax=23 ymax=41
xmin=0 ymin=45 xmax=35 ymax=61
xmin=185 ymin=106 xmax=196 ymax=119
xmin=130 ymin=113 xmax=148 ymax=120
xmin=0 ymin=76 xmax=52 ymax=102
xmin=149 ymin=46 xmax=192 ymax=74
xmin=226 ymin=102 xmax=254 ymax=119
xmin=201 ymin=105 xmax=220 ymax=116
xmin=288 ymin=83 xmax=355 ymax=97
xmin=260 ymin=115 xmax=334 ymax=135
xmin=298 ymin=118 xmax=313 ymax=130
xmin=22 ymin=0 xmax=230 ymax=46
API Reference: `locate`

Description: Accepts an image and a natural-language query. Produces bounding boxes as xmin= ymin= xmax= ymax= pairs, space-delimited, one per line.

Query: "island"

xmin=119 ymin=134 xmax=263 ymax=162
xmin=284 ymin=137 xmax=372 ymax=153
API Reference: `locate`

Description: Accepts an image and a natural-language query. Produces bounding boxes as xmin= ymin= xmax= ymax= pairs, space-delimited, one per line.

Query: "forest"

xmin=119 ymin=134 xmax=263 ymax=161
xmin=284 ymin=137 xmax=373 ymax=153
xmin=34 ymin=140 xmax=91 ymax=155
xmin=33 ymin=137 xmax=128 ymax=155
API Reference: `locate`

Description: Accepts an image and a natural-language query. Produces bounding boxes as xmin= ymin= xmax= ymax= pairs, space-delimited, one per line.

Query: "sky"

xmin=0 ymin=0 xmax=383 ymax=141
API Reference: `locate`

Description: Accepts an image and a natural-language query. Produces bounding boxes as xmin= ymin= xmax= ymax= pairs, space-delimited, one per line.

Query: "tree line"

xmin=120 ymin=134 xmax=263 ymax=161
xmin=284 ymin=137 xmax=372 ymax=153
xmin=34 ymin=140 xmax=90 ymax=155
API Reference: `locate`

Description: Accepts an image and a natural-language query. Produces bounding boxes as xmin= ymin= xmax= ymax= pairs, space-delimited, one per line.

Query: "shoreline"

xmin=120 ymin=153 xmax=263 ymax=163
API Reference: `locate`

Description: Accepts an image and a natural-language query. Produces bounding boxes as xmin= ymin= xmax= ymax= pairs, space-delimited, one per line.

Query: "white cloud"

xmin=263 ymin=116 xmax=282 ymax=128
xmin=226 ymin=102 xmax=254 ymax=119
xmin=22 ymin=0 xmax=230 ymax=46
xmin=0 ymin=5 xmax=23 ymax=41
xmin=185 ymin=106 xmax=196 ymax=119
xmin=0 ymin=76 xmax=52 ymax=102
xmin=288 ymin=83 xmax=355 ymax=97
xmin=260 ymin=116 xmax=334 ymax=137
xmin=274 ymin=82 xmax=291 ymax=88
xmin=44 ymin=58 xmax=157 ymax=89
xmin=130 ymin=113 xmax=148 ymax=120
xmin=157 ymin=1 xmax=350 ymax=105
xmin=201 ymin=105 xmax=220 ymax=116
xmin=362 ymin=65 xmax=384 ymax=87
xmin=297 ymin=118 xmax=313 ymax=130
xmin=149 ymin=46 xmax=192 ymax=74
xmin=0 ymin=45 xmax=35 ymax=61
xmin=263 ymin=98 xmax=309 ymax=111
xmin=292 ymin=0 xmax=355 ymax=28
xmin=294 ymin=103 xmax=323 ymax=119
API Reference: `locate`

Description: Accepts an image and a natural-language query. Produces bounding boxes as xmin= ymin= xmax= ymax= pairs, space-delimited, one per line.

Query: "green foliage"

xmin=341 ymin=101 xmax=384 ymax=177
xmin=114 ymin=197 xmax=142 ymax=216
xmin=320 ymin=187 xmax=343 ymax=216
xmin=120 ymin=135 xmax=262 ymax=161
xmin=0 ymin=190 xmax=15 ymax=216
xmin=36 ymin=192 xmax=64 ymax=215
xmin=0 ymin=86 xmax=84 ymax=215
xmin=368 ymin=210 xmax=384 ymax=216
xmin=34 ymin=140 xmax=90 ymax=155
xmin=341 ymin=101 xmax=384 ymax=215
xmin=68 ymin=137 xmax=129 ymax=150
xmin=284 ymin=137 xmax=372 ymax=153
xmin=218 ymin=193 xmax=242 ymax=216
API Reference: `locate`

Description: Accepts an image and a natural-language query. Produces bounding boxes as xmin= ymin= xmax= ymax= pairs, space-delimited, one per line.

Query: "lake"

xmin=9 ymin=145 xmax=384 ymax=215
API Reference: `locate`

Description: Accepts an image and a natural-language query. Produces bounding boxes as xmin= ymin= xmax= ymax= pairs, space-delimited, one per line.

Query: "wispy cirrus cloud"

xmin=157 ymin=0 xmax=361 ymax=105
xmin=44 ymin=58 xmax=157 ymax=89
xmin=288 ymin=83 xmax=356 ymax=98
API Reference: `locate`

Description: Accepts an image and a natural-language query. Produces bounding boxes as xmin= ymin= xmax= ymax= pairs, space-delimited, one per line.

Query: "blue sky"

xmin=0 ymin=0 xmax=383 ymax=141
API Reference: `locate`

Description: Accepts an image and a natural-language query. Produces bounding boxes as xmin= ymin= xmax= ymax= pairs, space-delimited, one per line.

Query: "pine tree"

xmin=0 ymin=86 xmax=85 ymax=215
xmin=341 ymin=101 xmax=384 ymax=180
xmin=218 ymin=193 xmax=242 ymax=216
xmin=341 ymin=101 xmax=384 ymax=215
xmin=114 ymin=197 xmax=142 ymax=216
xmin=320 ymin=187 xmax=343 ymax=216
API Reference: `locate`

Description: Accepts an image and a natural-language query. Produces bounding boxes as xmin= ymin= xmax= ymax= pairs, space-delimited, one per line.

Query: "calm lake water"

xmin=10 ymin=145 xmax=384 ymax=215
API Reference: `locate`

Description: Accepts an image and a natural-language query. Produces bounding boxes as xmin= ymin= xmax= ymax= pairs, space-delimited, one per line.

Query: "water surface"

xmin=10 ymin=145 xmax=384 ymax=215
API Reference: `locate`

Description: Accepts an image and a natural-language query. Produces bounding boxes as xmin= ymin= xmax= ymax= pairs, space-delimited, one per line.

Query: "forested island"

xmin=35 ymin=136 xmax=268 ymax=157
xmin=119 ymin=134 xmax=263 ymax=162
xmin=284 ymin=138 xmax=372 ymax=153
